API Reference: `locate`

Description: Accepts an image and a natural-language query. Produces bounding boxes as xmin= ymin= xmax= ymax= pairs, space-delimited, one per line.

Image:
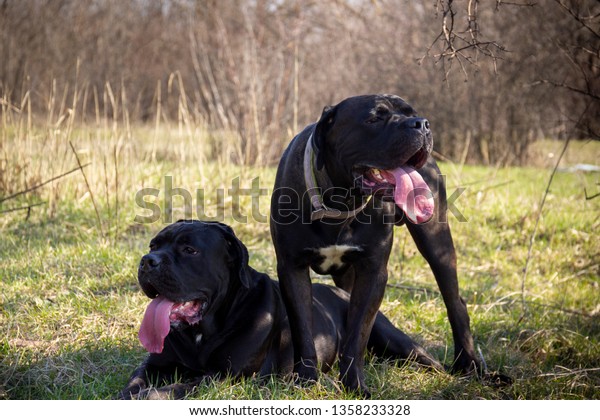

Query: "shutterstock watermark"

xmin=133 ymin=175 xmax=467 ymax=225
xmin=134 ymin=176 xmax=269 ymax=224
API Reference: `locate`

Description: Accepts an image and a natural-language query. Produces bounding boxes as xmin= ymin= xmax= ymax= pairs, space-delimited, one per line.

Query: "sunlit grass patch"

xmin=1 ymin=119 xmax=598 ymax=399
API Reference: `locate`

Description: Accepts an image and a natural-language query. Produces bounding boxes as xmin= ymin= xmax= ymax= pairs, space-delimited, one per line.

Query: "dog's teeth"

xmin=371 ymin=169 xmax=386 ymax=182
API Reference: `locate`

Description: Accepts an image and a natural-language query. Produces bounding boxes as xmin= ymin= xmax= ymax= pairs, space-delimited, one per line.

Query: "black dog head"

xmin=312 ymin=94 xmax=434 ymax=224
xmin=137 ymin=220 xmax=251 ymax=353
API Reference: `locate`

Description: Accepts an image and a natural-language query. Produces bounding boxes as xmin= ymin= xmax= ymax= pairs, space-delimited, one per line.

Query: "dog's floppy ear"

xmin=211 ymin=222 xmax=251 ymax=288
xmin=312 ymin=105 xmax=337 ymax=171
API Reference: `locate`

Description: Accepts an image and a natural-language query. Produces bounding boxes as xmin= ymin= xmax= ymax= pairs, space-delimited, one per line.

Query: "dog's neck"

xmin=303 ymin=133 xmax=370 ymax=222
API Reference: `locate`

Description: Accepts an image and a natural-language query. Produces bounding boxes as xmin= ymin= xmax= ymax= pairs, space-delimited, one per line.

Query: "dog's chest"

xmin=310 ymin=244 xmax=363 ymax=274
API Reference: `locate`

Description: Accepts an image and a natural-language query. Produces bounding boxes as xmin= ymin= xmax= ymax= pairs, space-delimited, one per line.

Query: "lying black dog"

xmin=270 ymin=94 xmax=479 ymax=395
xmin=119 ymin=220 xmax=441 ymax=399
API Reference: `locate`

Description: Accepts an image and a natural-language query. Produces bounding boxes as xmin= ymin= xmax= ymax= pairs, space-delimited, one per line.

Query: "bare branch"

xmin=0 ymin=201 xmax=45 ymax=214
xmin=0 ymin=164 xmax=90 ymax=204
xmin=495 ymin=0 xmax=537 ymax=9
xmin=430 ymin=0 xmax=508 ymax=79
xmin=537 ymin=79 xmax=600 ymax=102
xmin=584 ymin=185 xmax=600 ymax=200
xmin=554 ymin=0 xmax=600 ymax=38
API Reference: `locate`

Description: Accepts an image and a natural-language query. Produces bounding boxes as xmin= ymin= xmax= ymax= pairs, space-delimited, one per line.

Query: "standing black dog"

xmin=270 ymin=94 xmax=478 ymax=395
xmin=119 ymin=220 xmax=441 ymax=399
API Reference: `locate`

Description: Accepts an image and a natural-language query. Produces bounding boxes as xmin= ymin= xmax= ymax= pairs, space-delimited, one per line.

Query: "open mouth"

xmin=361 ymin=167 xmax=397 ymax=192
xmin=353 ymin=147 xmax=434 ymax=224
xmin=138 ymin=296 xmax=208 ymax=354
xmin=169 ymin=299 xmax=208 ymax=325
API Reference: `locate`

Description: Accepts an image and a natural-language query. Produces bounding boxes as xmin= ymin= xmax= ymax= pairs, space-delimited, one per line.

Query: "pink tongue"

xmin=389 ymin=166 xmax=434 ymax=224
xmin=138 ymin=296 xmax=175 ymax=354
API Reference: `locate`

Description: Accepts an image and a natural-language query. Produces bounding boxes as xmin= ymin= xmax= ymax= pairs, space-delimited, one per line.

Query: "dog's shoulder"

xmin=244 ymin=267 xmax=284 ymax=313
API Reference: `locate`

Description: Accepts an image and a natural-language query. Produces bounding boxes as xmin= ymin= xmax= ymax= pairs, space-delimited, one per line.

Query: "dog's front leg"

xmin=135 ymin=376 xmax=211 ymax=400
xmin=118 ymin=363 xmax=151 ymax=400
xmin=339 ymin=262 xmax=389 ymax=397
xmin=405 ymin=166 xmax=478 ymax=374
xmin=277 ymin=263 xmax=318 ymax=383
xmin=118 ymin=357 xmax=180 ymax=399
xmin=408 ymin=219 xmax=478 ymax=374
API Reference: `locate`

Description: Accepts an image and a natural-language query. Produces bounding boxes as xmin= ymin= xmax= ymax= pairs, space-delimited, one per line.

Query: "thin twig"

xmin=520 ymin=137 xmax=571 ymax=314
xmin=477 ymin=345 xmax=489 ymax=372
xmin=537 ymin=366 xmax=600 ymax=378
xmin=554 ymin=0 xmax=600 ymax=39
xmin=0 ymin=165 xmax=89 ymax=204
xmin=68 ymin=141 xmax=104 ymax=238
xmin=465 ymin=180 xmax=515 ymax=195
xmin=526 ymin=300 xmax=596 ymax=319
xmin=386 ymin=282 xmax=439 ymax=295
xmin=0 ymin=202 xmax=46 ymax=214
xmin=584 ymin=186 xmax=600 ymax=200
xmin=537 ymin=79 xmax=600 ymax=101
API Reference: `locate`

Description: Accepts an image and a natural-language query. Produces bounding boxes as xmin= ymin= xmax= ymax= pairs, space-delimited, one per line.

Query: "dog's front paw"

xmin=339 ymin=358 xmax=371 ymax=398
xmin=117 ymin=380 xmax=146 ymax=400
xmin=137 ymin=383 xmax=197 ymax=400
xmin=294 ymin=358 xmax=319 ymax=384
xmin=117 ymin=386 xmax=176 ymax=400
xmin=340 ymin=374 xmax=371 ymax=399
xmin=138 ymin=387 xmax=175 ymax=400
xmin=450 ymin=351 xmax=481 ymax=376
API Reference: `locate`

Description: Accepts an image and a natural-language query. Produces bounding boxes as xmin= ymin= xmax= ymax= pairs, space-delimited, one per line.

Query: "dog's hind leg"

xmin=368 ymin=312 xmax=443 ymax=370
xmin=332 ymin=266 xmax=355 ymax=293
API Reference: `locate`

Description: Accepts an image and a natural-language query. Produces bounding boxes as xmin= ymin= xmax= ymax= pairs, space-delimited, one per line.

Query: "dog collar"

xmin=303 ymin=133 xmax=370 ymax=221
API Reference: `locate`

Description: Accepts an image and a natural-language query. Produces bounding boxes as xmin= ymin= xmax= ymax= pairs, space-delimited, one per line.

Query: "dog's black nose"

xmin=139 ymin=254 xmax=161 ymax=272
xmin=404 ymin=117 xmax=430 ymax=134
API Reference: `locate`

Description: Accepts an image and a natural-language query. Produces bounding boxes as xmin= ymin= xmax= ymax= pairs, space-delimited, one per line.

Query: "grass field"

xmin=1 ymin=120 xmax=599 ymax=399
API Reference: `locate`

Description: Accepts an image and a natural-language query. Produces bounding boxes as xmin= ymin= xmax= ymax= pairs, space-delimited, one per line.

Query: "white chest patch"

xmin=316 ymin=245 xmax=362 ymax=272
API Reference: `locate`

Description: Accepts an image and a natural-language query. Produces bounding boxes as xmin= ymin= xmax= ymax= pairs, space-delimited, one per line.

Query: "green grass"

xmin=1 ymin=123 xmax=599 ymax=399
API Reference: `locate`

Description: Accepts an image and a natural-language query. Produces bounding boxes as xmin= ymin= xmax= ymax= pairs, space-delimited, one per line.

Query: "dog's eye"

xmin=367 ymin=107 xmax=389 ymax=124
xmin=182 ymin=246 xmax=199 ymax=255
xmin=366 ymin=115 xmax=383 ymax=124
xmin=149 ymin=242 xmax=157 ymax=251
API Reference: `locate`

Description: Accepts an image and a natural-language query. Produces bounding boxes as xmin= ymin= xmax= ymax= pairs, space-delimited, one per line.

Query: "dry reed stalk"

xmin=152 ymin=79 xmax=162 ymax=162
xmin=93 ymin=85 xmax=101 ymax=129
xmin=176 ymin=71 xmax=193 ymax=141
xmin=105 ymin=81 xmax=118 ymax=134
xmin=113 ymin=143 xmax=120 ymax=240
xmin=103 ymin=156 xmax=112 ymax=240
xmin=81 ymin=83 xmax=90 ymax=126
xmin=69 ymin=140 xmax=104 ymax=238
